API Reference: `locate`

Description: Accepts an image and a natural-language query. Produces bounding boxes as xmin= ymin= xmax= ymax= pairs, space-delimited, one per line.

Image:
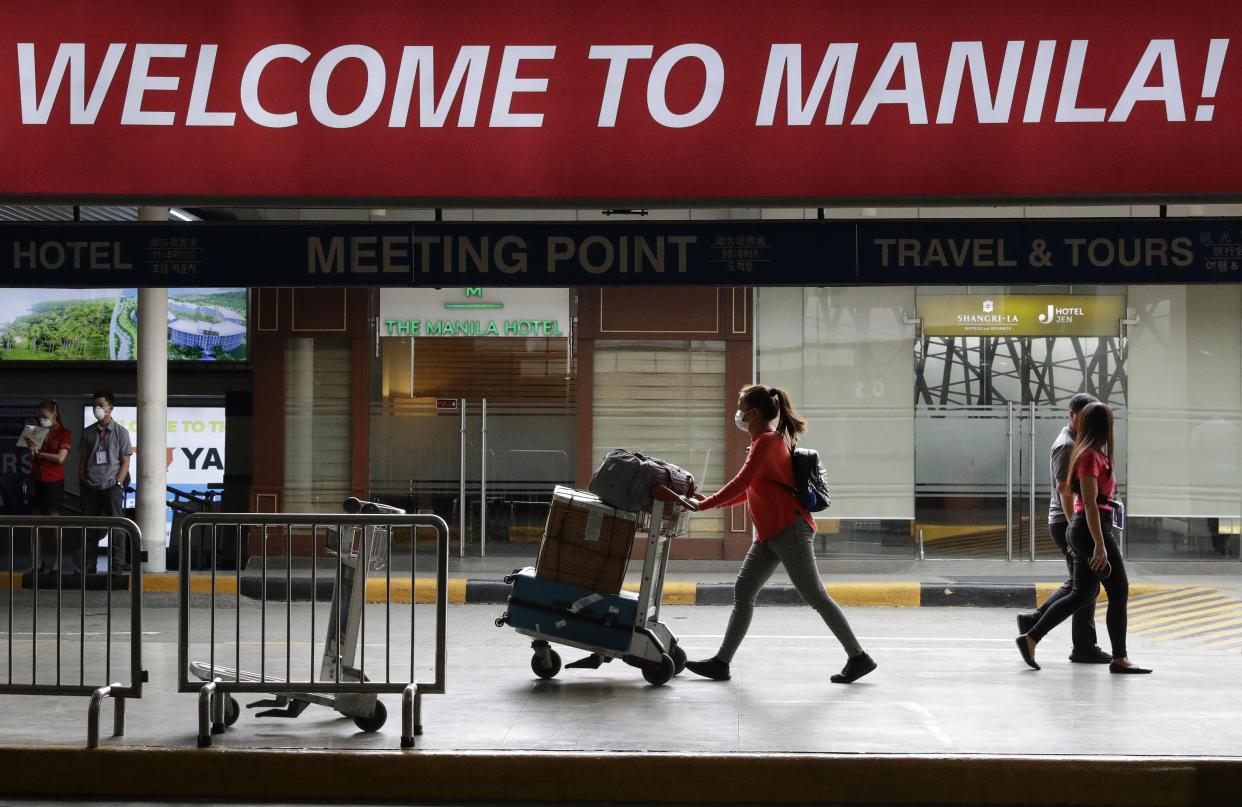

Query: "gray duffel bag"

xmin=587 ymin=449 xmax=695 ymax=513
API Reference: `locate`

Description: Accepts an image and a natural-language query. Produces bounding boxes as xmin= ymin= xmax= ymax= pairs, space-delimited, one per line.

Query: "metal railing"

xmin=176 ymin=504 xmax=449 ymax=749
xmin=1 ymin=516 xmax=145 ymax=748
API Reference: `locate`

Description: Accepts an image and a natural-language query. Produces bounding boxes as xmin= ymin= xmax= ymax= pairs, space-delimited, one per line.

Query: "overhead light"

xmin=169 ymin=208 xmax=197 ymax=222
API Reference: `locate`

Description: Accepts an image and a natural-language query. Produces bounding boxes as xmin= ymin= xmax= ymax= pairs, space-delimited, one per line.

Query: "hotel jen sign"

xmin=1 ymin=0 xmax=1239 ymax=201
xmin=921 ymin=295 xmax=1128 ymax=337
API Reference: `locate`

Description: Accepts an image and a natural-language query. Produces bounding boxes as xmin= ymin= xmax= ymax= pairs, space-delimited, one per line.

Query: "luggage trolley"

xmin=189 ymin=497 xmax=399 ymax=733
xmin=496 ymin=486 xmax=693 ymax=686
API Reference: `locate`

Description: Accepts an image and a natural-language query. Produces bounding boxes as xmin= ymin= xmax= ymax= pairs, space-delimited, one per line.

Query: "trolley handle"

xmin=651 ymin=484 xmax=698 ymax=512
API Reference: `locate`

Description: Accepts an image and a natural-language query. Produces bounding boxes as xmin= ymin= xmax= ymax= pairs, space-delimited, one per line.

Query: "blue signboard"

xmin=0 ymin=220 xmax=1239 ymax=288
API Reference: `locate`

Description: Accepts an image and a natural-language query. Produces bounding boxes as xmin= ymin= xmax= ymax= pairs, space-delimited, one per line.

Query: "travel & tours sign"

xmin=0 ymin=0 xmax=1239 ymax=202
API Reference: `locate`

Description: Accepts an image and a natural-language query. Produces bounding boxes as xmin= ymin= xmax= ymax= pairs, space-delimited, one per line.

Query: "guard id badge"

xmin=95 ymin=448 xmax=107 ymax=465
xmin=1111 ymin=500 xmax=1125 ymax=531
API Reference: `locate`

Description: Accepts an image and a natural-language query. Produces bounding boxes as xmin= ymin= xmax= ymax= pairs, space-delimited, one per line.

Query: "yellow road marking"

xmin=1135 ymin=607 xmax=1242 ymax=634
xmin=828 ymin=582 xmax=921 ymax=607
xmin=1124 ymin=592 xmax=1227 ymax=615
xmin=1137 ymin=610 xmax=1242 ymax=635
xmin=1127 ymin=600 xmax=1239 ymax=626
xmin=362 ymin=579 xmax=467 ymax=603
xmin=1137 ymin=615 xmax=1242 ymax=640
xmin=623 ymin=581 xmax=696 ymax=604
xmin=1118 ymin=587 xmax=1211 ymax=609
xmin=1199 ymin=627 xmax=1242 ymax=648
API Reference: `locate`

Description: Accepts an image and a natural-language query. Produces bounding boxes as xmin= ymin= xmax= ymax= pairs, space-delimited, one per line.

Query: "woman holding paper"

xmin=24 ymin=399 xmax=71 ymax=574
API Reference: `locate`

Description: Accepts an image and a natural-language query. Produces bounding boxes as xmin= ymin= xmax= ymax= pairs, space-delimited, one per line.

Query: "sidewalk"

xmin=2 ymin=603 xmax=1240 ymax=805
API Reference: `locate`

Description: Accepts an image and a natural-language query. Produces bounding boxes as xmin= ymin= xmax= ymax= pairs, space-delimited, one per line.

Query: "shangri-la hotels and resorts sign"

xmin=920 ymin=295 xmax=1128 ymax=336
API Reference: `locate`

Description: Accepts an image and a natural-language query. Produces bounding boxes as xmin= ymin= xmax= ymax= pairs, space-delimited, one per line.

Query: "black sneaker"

xmin=831 ymin=652 xmax=877 ymax=683
xmin=684 ymin=657 xmax=731 ymax=681
xmin=76 ymin=551 xmax=99 ymax=574
xmin=1016 ymin=612 xmax=1037 ymax=635
xmin=1069 ymin=647 xmax=1113 ymax=664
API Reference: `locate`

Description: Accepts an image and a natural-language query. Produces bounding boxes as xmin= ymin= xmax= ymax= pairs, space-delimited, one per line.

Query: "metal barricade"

xmin=0 ymin=516 xmax=145 ymax=748
xmin=176 ymin=502 xmax=449 ymax=749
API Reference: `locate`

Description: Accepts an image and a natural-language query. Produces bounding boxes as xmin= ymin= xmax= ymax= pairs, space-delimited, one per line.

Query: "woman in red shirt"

xmin=25 ymin=399 xmax=71 ymax=574
xmin=684 ymin=384 xmax=876 ymax=684
xmin=1016 ymin=401 xmax=1151 ymax=674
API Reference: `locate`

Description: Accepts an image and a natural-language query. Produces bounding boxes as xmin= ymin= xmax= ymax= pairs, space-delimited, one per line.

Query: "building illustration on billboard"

xmin=0 ymin=288 xmax=246 ymax=361
xmin=165 ymin=297 xmax=246 ymax=358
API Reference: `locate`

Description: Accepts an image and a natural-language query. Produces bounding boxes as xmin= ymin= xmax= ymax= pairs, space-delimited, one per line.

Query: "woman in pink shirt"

xmin=684 ymin=384 xmax=876 ymax=684
xmin=1016 ymin=401 xmax=1151 ymax=674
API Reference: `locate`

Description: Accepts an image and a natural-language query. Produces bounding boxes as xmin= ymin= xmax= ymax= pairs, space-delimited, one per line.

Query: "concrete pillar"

xmin=137 ymin=206 xmax=169 ymax=572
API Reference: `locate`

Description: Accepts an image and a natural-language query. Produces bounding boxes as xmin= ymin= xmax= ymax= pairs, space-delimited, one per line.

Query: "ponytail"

xmin=740 ymin=384 xmax=807 ymax=446
xmin=769 ymin=387 xmax=807 ymax=446
xmin=38 ymin=398 xmax=62 ymax=426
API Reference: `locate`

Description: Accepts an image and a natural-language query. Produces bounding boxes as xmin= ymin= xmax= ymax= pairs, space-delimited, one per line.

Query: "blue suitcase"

xmin=506 ymin=567 xmax=639 ymax=653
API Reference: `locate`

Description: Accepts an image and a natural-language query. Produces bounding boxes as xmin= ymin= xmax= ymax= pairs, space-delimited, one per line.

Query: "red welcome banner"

xmin=1 ymin=0 xmax=1237 ymax=201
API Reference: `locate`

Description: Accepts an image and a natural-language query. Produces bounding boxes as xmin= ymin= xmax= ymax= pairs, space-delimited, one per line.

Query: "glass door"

xmin=914 ymin=330 xmax=1127 ymax=560
xmin=456 ymin=398 xmax=577 ymax=559
xmin=914 ymin=402 xmax=1010 ymax=560
xmin=370 ymin=334 xmax=577 ymax=559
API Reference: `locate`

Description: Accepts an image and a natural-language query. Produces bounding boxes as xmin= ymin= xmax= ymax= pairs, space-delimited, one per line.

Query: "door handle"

xmin=903 ymin=312 xmax=924 ymax=360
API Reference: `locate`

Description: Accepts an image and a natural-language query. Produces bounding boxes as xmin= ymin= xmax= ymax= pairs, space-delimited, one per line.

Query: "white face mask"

xmin=734 ymin=409 xmax=750 ymax=432
xmin=93 ymin=406 xmax=108 ymax=422
xmin=38 ymin=417 xmax=53 ymax=428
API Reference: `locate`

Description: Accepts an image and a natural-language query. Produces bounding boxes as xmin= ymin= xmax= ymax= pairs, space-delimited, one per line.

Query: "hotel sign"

xmin=378 ymin=287 xmax=569 ymax=337
xmin=920 ymin=295 xmax=1128 ymax=336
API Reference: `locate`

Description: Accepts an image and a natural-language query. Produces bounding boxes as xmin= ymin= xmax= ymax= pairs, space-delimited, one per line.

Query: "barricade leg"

xmin=212 ymin=682 xmax=227 ymax=734
xmin=87 ymin=684 xmax=115 ymax=748
xmin=114 ymin=694 xmax=127 ymax=739
xmin=401 ymin=683 xmax=420 ymax=748
xmin=198 ymin=680 xmax=218 ymax=747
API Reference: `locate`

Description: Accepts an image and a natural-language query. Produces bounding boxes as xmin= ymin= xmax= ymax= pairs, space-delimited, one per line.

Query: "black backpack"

xmin=778 ymin=447 xmax=831 ymax=513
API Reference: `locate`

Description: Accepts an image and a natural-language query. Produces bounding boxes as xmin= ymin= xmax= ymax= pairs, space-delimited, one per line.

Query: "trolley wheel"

xmin=494 ymin=612 xmax=509 ymax=628
xmin=503 ymin=575 xmax=515 ymax=584
xmin=670 ymin=644 xmax=687 ymax=675
xmin=531 ymin=649 xmax=562 ymax=680
xmin=352 ymin=701 xmax=387 ymax=733
xmin=224 ymin=695 xmax=241 ymax=727
xmin=642 ymin=653 xmax=677 ymax=686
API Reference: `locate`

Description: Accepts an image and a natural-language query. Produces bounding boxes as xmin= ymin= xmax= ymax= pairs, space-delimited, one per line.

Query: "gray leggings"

xmin=717 ymin=518 xmax=864 ymax=662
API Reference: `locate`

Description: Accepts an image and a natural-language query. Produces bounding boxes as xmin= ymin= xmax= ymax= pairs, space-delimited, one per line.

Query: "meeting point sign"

xmin=0 ymin=0 xmax=1239 ymax=202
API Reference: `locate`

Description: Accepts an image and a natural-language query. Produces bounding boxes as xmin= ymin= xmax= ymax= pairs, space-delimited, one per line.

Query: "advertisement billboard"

xmin=0 ymin=287 xmax=246 ymax=361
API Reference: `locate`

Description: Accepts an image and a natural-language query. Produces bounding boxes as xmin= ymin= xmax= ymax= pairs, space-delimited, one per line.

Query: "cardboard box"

xmin=535 ymin=486 xmax=637 ymax=594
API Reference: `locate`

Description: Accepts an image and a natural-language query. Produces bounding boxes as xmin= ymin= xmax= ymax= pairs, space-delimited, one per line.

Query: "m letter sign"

xmin=1 ymin=0 xmax=1237 ymax=202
